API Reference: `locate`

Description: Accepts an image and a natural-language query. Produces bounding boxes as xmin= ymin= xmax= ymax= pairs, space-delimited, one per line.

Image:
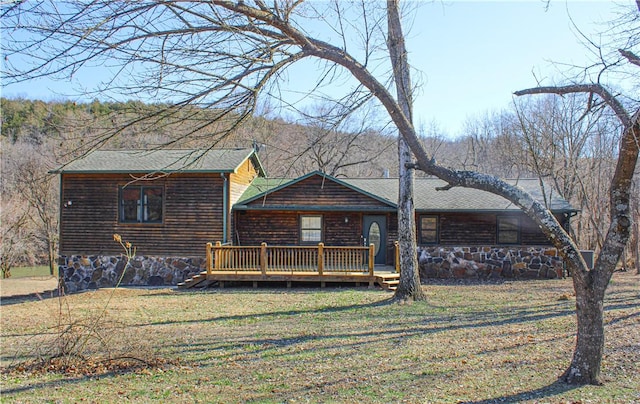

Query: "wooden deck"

xmin=178 ymin=242 xmax=400 ymax=290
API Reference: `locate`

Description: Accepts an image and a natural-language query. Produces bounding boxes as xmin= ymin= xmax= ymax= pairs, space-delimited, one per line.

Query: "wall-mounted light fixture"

xmin=344 ymin=217 xmax=349 ymax=224
xmin=64 ymin=200 xmax=73 ymax=208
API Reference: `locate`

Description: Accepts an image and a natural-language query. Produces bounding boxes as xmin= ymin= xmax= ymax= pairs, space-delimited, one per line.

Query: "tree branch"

xmin=514 ymin=84 xmax=632 ymax=129
xmin=619 ymin=48 xmax=640 ymax=67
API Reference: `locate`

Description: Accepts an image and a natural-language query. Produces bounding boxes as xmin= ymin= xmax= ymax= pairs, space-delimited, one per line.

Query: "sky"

xmin=1 ymin=1 xmax=629 ymax=137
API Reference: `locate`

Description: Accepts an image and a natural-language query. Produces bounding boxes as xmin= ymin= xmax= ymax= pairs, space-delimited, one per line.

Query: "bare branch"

xmin=514 ymin=84 xmax=632 ymax=128
xmin=619 ymin=48 xmax=640 ymax=67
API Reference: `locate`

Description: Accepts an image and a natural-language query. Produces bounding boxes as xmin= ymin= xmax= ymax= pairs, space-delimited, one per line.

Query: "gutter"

xmin=222 ymin=173 xmax=228 ymax=243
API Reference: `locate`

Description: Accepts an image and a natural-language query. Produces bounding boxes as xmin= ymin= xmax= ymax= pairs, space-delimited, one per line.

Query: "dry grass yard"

xmin=1 ymin=272 xmax=638 ymax=403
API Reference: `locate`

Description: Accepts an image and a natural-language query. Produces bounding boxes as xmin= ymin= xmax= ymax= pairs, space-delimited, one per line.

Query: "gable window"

xmin=497 ymin=216 xmax=520 ymax=244
xmin=120 ymin=186 xmax=163 ymax=223
xmin=300 ymin=215 xmax=323 ymax=244
xmin=419 ymin=215 xmax=438 ymax=244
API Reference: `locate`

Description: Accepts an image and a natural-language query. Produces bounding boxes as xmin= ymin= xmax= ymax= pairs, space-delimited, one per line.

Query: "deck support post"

xmin=318 ymin=242 xmax=324 ymax=275
xmin=260 ymin=242 xmax=267 ymax=275
xmin=206 ymin=242 xmax=213 ymax=276
xmin=394 ymin=241 xmax=400 ymax=273
xmin=368 ymin=243 xmax=375 ymax=276
xmin=215 ymin=241 xmax=222 ymax=271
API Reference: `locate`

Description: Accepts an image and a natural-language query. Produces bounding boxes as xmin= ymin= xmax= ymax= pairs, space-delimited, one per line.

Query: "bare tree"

xmin=3 ymin=0 xmax=638 ymax=384
xmin=0 ymin=197 xmax=34 ymax=278
xmin=11 ymin=142 xmax=60 ymax=275
xmin=279 ymin=102 xmax=390 ymax=178
xmin=510 ymin=95 xmax=620 ymax=250
xmin=387 ymin=0 xmax=425 ymax=301
xmin=513 ymin=2 xmax=640 ymax=380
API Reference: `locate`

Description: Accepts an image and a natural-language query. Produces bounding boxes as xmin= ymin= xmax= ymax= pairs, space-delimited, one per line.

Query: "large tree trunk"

xmin=562 ymin=275 xmax=607 ymax=383
xmin=395 ymin=136 xmax=425 ymax=301
xmin=562 ymin=115 xmax=639 ymax=384
xmin=387 ymin=0 xmax=426 ymax=301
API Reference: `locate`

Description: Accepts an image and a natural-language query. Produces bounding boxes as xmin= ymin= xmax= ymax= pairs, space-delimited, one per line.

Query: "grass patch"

xmin=1 ymin=272 xmax=638 ymax=403
xmin=6 ymin=265 xmax=51 ymax=278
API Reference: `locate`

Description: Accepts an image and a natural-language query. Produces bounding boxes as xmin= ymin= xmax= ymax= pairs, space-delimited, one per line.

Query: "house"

xmin=52 ymin=149 xmax=577 ymax=292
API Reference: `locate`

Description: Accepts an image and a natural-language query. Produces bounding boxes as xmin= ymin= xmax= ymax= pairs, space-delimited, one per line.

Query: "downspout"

xmin=222 ymin=173 xmax=228 ymax=244
xmin=57 ymin=174 xmax=63 ymax=277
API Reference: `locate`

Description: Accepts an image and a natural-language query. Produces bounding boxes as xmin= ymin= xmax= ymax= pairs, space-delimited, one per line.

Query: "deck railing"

xmin=206 ymin=242 xmax=376 ymax=276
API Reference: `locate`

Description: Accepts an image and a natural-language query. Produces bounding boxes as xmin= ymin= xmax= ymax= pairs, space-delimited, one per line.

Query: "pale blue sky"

xmin=1 ymin=1 xmax=627 ymax=137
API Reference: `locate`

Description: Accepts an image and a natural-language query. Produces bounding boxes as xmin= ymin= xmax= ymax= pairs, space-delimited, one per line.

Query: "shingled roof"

xmin=237 ymin=171 xmax=576 ymax=213
xmin=50 ymin=148 xmax=265 ymax=175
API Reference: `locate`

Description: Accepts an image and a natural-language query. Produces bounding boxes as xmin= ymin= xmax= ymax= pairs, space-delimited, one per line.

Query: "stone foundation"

xmin=58 ymin=255 xmax=205 ymax=293
xmin=418 ymin=246 xmax=564 ymax=280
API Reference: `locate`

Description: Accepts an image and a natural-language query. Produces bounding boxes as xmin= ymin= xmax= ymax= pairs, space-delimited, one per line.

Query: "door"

xmin=363 ymin=215 xmax=387 ymax=265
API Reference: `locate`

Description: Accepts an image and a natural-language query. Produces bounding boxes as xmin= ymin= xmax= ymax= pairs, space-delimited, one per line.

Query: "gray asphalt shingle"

xmin=238 ymin=173 xmax=575 ymax=213
xmin=51 ymin=148 xmax=258 ymax=174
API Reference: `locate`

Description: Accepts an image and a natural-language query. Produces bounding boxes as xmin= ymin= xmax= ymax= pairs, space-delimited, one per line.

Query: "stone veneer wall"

xmin=418 ymin=246 xmax=564 ymax=280
xmin=59 ymin=255 xmax=205 ymax=293
xmin=59 ymin=245 xmax=563 ymax=292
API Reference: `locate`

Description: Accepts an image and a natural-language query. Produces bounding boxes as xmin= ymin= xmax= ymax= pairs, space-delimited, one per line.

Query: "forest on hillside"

xmin=1 ymin=96 xmax=638 ymax=274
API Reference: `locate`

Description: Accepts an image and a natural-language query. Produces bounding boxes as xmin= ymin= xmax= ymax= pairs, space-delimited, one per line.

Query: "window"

xmin=119 ymin=186 xmax=163 ymax=223
xmin=419 ymin=215 xmax=438 ymax=244
xmin=300 ymin=215 xmax=322 ymax=244
xmin=497 ymin=216 xmax=519 ymax=244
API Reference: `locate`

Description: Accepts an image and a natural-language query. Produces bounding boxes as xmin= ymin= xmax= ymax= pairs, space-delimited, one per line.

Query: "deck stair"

xmin=178 ymin=271 xmax=212 ymax=289
xmin=376 ymin=273 xmax=400 ymax=291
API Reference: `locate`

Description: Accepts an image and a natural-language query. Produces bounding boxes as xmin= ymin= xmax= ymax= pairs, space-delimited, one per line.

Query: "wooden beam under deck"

xmin=179 ymin=268 xmax=398 ymax=289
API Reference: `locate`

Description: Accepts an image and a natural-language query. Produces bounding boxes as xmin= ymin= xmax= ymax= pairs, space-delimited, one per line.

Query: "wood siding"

xmin=235 ymin=211 xmax=397 ymax=265
xmin=60 ymin=173 xmax=225 ymax=256
xmin=438 ymin=213 xmax=496 ymax=245
xmin=235 ymin=211 xmax=364 ymax=247
xmin=228 ymin=158 xmax=259 ymax=243
xmin=244 ymin=175 xmax=392 ymax=209
xmin=229 ymin=158 xmax=259 ymax=205
xmin=419 ymin=212 xmax=565 ymax=246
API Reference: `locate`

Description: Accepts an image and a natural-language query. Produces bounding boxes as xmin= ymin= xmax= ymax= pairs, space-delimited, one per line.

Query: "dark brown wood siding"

xmin=236 ymin=211 xmax=365 ymax=247
xmin=245 ymin=174 xmax=392 ymax=209
xmin=437 ymin=213 xmax=496 ymax=245
xmin=418 ymin=212 xmax=556 ymax=246
xmin=59 ymin=173 xmax=224 ymax=257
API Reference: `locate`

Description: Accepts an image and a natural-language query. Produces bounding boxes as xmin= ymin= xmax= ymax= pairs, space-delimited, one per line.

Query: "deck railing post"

xmin=318 ymin=243 xmax=324 ymax=275
xmin=215 ymin=241 xmax=222 ymax=270
xmin=260 ymin=242 xmax=267 ymax=275
xmin=394 ymin=241 xmax=400 ymax=273
xmin=206 ymin=242 xmax=213 ymax=275
xmin=368 ymin=243 xmax=375 ymax=276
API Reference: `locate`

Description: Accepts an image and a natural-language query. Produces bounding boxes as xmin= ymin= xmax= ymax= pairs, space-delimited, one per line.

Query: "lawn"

xmin=4 ymin=266 xmax=51 ymax=278
xmin=1 ymin=272 xmax=638 ymax=403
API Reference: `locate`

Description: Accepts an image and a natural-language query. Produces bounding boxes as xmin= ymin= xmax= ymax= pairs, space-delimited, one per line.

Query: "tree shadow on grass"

xmin=460 ymin=379 xmax=580 ymax=403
